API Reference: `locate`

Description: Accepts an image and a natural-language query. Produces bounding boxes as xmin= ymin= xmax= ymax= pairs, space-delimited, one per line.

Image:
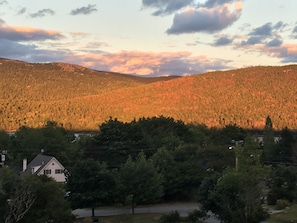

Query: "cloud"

xmin=240 ymin=36 xmax=262 ymax=46
xmin=68 ymin=51 xmax=230 ymax=77
xmin=29 ymin=9 xmax=55 ymax=18
xmin=214 ymin=36 xmax=233 ymax=46
xmin=0 ymin=19 xmax=64 ymax=41
xmin=0 ymin=39 xmax=70 ymax=62
xmin=70 ymin=4 xmax=97 ymax=15
xmin=200 ymin=0 xmax=236 ymax=8
xmin=250 ymin=22 xmax=273 ymax=36
xmin=260 ymin=44 xmax=297 ymax=63
xmin=141 ymin=0 xmax=194 ymax=16
xmin=166 ymin=1 xmax=243 ymax=34
xmin=266 ymin=38 xmax=283 ymax=47
xmin=0 ymin=0 xmax=7 ymax=5
xmin=17 ymin=7 xmax=27 ymax=15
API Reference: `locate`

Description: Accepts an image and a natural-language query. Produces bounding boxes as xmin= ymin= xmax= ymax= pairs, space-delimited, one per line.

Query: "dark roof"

xmin=24 ymin=154 xmax=54 ymax=174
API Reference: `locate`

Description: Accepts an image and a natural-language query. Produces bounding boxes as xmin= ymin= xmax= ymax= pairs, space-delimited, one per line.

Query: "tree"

xmin=0 ymin=168 xmax=35 ymax=223
xmin=198 ymin=135 xmax=269 ymax=223
xmin=275 ymin=127 xmax=296 ymax=164
xmin=4 ymin=182 xmax=36 ymax=223
xmin=207 ymin=171 xmax=268 ymax=223
xmin=116 ymin=151 xmax=163 ymax=214
xmin=262 ymin=116 xmax=276 ymax=164
xmin=67 ymin=158 xmax=116 ymax=217
xmin=22 ymin=175 xmax=74 ymax=223
xmin=0 ymin=168 xmax=73 ymax=223
xmin=267 ymin=165 xmax=297 ymax=204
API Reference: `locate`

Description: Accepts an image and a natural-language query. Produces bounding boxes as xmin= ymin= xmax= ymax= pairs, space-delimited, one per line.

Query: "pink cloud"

xmin=0 ymin=20 xmax=64 ymax=41
xmin=67 ymin=50 xmax=230 ymax=76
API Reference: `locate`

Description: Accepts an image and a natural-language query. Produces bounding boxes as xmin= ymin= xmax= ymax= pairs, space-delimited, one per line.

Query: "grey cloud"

xmin=166 ymin=5 xmax=241 ymax=34
xmin=17 ymin=7 xmax=27 ymax=15
xmin=273 ymin=21 xmax=285 ymax=30
xmin=241 ymin=36 xmax=262 ymax=46
xmin=293 ymin=26 xmax=297 ymax=33
xmin=214 ymin=36 xmax=233 ymax=46
xmin=29 ymin=9 xmax=55 ymax=18
xmin=274 ymin=47 xmax=297 ymax=63
xmin=142 ymin=0 xmax=193 ymax=16
xmin=150 ymin=58 xmax=230 ymax=77
xmin=266 ymin=38 xmax=283 ymax=47
xmin=250 ymin=22 xmax=272 ymax=36
xmin=0 ymin=0 xmax=7 ymax=5
xmin=0 ymin=39 xmax=70 ymax=63
xmin=200 ymin=0 xmax=234 ymax=8
xmin=70 ymin=4 xmax=97 ymax=15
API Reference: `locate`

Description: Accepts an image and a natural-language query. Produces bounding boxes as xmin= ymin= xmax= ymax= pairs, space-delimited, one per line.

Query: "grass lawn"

xmin=267 ymin=204 xmax=297 ymax=223
xmin=75 ymin=213 xmax=162 ymax=223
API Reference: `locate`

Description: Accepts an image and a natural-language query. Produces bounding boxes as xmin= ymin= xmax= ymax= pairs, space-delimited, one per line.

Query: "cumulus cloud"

xmin=0 ymin=19 xmax=64 ymax=41
xmin=29 ymin=9 xmax=55 ymax=18
xmin=166 ymin=1 xmax=243 ymax=34
xmin=142 ymin=0 xmax=194 ymax=16
xmin=70 ymin=4 xmax=97 ymax=15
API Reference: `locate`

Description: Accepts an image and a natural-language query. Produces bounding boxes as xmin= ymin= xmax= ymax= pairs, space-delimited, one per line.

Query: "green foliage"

xmin=8 ymin=121 xmax=80 ymax=169
xmin=0 ymin=168 xmax=74 ymax=223
xmin=116 ymin=152 xmax=163 ymax=213
xmin=67 ymin=159 xmax=116 ymax=210
xmin=159 ymin=211 xmax=181 ymax=223
xmin=198 ymin=134 xmax=270 ymax=223
xmin=262 ymin=116 xmax=277 ymax=164
xmin=205 ymin=171 xmax=268 ymax=223
xmin=22 ymin=175 xmax=75 ymax=223
xmin=267 ymin=165 xmax=297 ymax=203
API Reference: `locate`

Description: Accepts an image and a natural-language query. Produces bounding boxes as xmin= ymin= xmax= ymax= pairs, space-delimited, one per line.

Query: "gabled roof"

xmin=24 ymin=154 xmax=64 ymax=175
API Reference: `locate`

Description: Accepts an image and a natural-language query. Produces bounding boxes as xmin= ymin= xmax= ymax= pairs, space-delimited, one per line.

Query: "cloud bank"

xmin=0 ymin=19 xmax=63 ymax=41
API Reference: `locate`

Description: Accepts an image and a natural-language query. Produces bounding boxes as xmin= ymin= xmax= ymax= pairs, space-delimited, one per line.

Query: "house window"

xmin=44 ymin=169 xmax=51 ymax=175
xmin=55 ymin=169 xmax=64 ymax=174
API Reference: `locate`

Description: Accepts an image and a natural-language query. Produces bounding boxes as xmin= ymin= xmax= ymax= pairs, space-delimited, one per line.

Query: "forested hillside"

xmin=0 ymin=57 xmax=296 ymax=131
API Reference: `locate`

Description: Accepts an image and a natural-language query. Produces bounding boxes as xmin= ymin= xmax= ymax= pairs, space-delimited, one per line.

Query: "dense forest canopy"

xmin=0 ymin=57 xmax=297 ymax=131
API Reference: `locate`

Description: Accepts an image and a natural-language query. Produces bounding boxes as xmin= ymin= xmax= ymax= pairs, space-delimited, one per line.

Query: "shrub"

xmin=275 ymin=199 xmax=290 ymax=210
xmin=185 ymin=209 xmax=206 ymax=223
xmin=159 ymin=211 xmax=181 ymax=223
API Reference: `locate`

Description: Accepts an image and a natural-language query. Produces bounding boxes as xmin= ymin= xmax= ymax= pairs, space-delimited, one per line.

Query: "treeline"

xmin=1 ymin=58 xmax=297 ymax=131
xmin=1 ymin=116 xmax=297 ymax=222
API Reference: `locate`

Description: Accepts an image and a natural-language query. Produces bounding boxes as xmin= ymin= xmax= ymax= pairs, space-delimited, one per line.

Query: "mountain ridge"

xmin=0 ymin=58 xmax=296 ymax=131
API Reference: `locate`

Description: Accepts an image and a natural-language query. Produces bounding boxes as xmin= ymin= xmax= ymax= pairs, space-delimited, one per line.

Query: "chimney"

xmin=23 ymin=159 xmax=27 ymax=172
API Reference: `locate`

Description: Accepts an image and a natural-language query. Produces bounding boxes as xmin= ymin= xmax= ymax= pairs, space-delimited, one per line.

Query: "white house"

xmin=22 ymin=154 xmax=67 ymax=183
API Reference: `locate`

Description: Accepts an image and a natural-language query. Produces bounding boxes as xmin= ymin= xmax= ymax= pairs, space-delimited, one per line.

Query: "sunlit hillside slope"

xmin=0 ymin=58 xmax=296 ymax=131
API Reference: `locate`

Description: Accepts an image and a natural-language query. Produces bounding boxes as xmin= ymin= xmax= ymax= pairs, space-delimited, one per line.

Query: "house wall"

xmin=37 ymin=159 xmax=66 ymax=183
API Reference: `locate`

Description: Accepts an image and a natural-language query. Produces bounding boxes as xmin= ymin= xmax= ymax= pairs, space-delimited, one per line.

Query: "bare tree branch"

xmin=4 ymin=183 xmax=36 ymax=223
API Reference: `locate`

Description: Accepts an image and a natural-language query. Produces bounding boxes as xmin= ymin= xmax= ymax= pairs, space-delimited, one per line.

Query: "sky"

xmin=0 ymin=0 xmax=297 ymax=77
